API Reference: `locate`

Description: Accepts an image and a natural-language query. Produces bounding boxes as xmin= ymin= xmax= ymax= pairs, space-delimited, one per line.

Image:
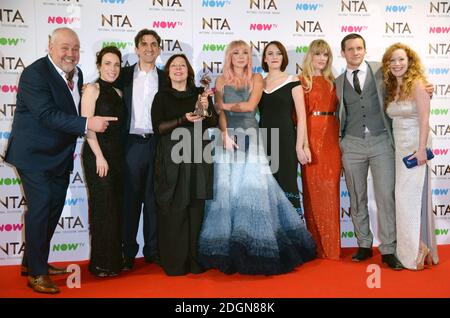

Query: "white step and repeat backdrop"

xmin=1 ymin=0 xmax=449 ymax=265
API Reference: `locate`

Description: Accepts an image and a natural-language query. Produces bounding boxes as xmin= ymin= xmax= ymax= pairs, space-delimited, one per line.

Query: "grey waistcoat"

xmin=342 ymin=70 xmax=387 ymax=138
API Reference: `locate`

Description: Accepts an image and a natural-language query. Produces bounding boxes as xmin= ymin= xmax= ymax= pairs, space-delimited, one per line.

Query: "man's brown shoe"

xmin=27 ymin=275 xmax=60 ymax=294
xmin=21 ymin=264 xmax=68 ymax=276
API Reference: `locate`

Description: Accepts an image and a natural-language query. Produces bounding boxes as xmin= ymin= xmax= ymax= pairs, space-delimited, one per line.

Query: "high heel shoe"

xmin=424 ymin=251 xmax=433 ymax=269
xmin=416 ymin=243 xmax=431 ymax=270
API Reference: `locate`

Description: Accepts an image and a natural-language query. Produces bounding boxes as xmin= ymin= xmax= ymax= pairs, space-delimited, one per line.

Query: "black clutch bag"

xmin=402 ymin=148 xmax=434 ymax=169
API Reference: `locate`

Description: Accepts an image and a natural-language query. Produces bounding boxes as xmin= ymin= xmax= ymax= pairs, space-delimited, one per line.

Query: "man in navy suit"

xmin=4 ymin=27 xmax=117 ymax=294
xmin=116 ymin=29 xmax=167 ymax=270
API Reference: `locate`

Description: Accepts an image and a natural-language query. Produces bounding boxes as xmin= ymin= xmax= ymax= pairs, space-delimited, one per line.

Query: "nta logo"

xmin=250 ymin=0 xmax=277 ymax=10
xmin=428 ymin=43 xmax=450 ymax=55
xmin=431 ymin=165 xmax=450 ymax=176
xmin=0 ymin=242 xmax=25 ymax=256
xmin=431 ymin=124 xmax=450 ymax=136
xmin=433 ymin=204 xmax=450 ymax=216
xmin=0 ymin=57 xmax=25 ymax=71
xmin=0 ymin=9 xmax=24 ymax=23
xmin=57 ymin=216 xmax=85 ymax=230
xmin=296 ymin=20 xmax=323 ymax=33
xmin=341 ymin=0 xmax=367 ymax=12
xmin=430 ymin=2 xmax=450 ymax=13
xmin=161 ymin=39 xmax=182 ymax=52
xmin=0 ymin=195 xmax=26 ymax=209
xmin=202 ymin=18 xmax=230 ymax=30
xmin=101 ymin=14 xmax=132 ymax=28
xmin=152 ymin=0 xmax=182 ymax=6
xmin=385 ymin=22 xmax=411 ymax=34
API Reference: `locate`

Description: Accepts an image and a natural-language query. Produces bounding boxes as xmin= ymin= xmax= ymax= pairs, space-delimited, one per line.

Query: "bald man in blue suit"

xmin=4 ymin=27 xmax=116 ymax=294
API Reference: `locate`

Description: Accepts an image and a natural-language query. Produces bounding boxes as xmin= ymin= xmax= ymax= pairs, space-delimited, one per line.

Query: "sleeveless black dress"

xmin=82 ymin=79 xmax=124 ymax=276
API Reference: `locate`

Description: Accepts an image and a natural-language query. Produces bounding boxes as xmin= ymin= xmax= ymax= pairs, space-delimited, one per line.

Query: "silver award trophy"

xmin=193 ymin=72 xmax=212 ymax=117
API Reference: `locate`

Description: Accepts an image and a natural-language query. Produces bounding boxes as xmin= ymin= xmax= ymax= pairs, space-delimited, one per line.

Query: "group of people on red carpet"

xmin=3 ymin=26 xmax=438 ymax=294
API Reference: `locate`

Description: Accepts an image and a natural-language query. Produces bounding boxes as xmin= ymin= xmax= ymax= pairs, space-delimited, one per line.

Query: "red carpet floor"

xmin=1 ymin=247 xmax=449 ymax=298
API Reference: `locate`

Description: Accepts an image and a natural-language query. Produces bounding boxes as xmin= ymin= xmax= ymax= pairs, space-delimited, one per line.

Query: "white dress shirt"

xmin=345 ymin=60 xmax=368 ymax=93
xmin=130 ymin=63 xmax=159 ymax=135
xmin=47 ymin=55 xmax=80 ymax=114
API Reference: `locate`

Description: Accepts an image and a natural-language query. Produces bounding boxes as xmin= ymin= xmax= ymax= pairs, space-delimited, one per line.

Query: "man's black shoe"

xmin=381 ymin=254 xmax=403 ymax=270
xmin=121 ymin=258 xmax=134 ymax=271
xmin=352 ymin=247 xmax=373 ymax=262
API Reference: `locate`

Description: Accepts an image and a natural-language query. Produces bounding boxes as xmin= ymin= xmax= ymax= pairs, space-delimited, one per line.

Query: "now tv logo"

xmin=429 ymin=26 xmax=450 ymax=33
xmin=433 ymin=148 xmax=450 ymax=155
xmin=296 ymin=3 xmax=322 ymax=10
xmin=64 ymin=198 xmax=84 ymax=206
xmin=435 ymin=228 xmax=449 ymax=235
xmin=202 ymin=0 xmax=231 ymax=7
xmin=152 ymin=20 xmax=182 ymax=28
xmin=48 ymin=16 xmax=81 ymax=24
xmin=430 ymin=108 xmax=449 ymax=115
xmin=385 ymin=4 xmax=411 ymax=12
xmin=52 ymin=242 xmax=84 ymax=252
xmin=341 ymin=25 xmax=367 ymax=33
xmin=102 ymin=41 xmax=133 ymax=50
xmin=249 ymin=23 xmax=277 ymax=31
xmin=0 ymin=37 xmax=24 ymax=46
xmin=429 ymin=67 xmax=449 ymax=75
xmin=100 ymin=0 xmax=126 ymax=3
xmin=202 ymin=43 xmax=226 ymax=52
xmin=1 ymin=84 xmax=18 ymax=93
xmin=432 ymin=188 xmax=449 ymax=195
xmin=0 ymin=177 xmax=21 ymax=186
xmin=0 ymin=223 xmax=23 ymax=232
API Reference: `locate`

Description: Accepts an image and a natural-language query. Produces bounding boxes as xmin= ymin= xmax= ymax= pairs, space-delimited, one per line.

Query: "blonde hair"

xmin=382 ymin=42 xmax=427 ymax=108
xmin=222 ymin=40 xmax=253 ymax=89
xmin=301 ymin=39 xmax=335 ymax=92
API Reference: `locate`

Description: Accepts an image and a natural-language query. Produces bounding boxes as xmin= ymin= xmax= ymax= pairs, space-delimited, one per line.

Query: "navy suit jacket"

xmin=116 ymin=63 xmax=167 ymax=139
xmin=4 ymin=56 xmax=86 ymax=174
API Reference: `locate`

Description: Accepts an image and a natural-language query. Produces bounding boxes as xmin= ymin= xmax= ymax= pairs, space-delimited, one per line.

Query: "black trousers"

xmin=158 ymin=199 xmax=205 ymax=276
xmin=122 ymin=134 xmax=158 ymax=260
xmin=18 ymin=168 xmax=69 ymax=276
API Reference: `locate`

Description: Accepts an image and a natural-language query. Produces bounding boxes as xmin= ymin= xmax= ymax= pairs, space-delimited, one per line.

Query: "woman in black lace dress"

xmin=151 ymin=54 xmax=218 ymax=276
xmin=81 ymin=46 xmax=123 ymax=277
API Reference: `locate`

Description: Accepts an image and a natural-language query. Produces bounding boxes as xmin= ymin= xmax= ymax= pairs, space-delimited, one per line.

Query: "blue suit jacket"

xmin=4 ymin=56 xmax=86 ymax=174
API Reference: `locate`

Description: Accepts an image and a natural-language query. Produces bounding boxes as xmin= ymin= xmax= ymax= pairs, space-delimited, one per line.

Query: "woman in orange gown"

xmin=300 ymin=39 xmax=341 ymax=260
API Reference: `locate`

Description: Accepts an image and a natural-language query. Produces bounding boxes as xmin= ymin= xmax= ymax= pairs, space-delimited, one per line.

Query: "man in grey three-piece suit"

xmin=335 ymin=33 xmax=403 ymax=270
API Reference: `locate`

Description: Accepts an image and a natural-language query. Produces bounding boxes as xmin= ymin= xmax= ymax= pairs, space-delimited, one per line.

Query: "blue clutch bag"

xmin=402 ymin=148 xmax=434 ymax=169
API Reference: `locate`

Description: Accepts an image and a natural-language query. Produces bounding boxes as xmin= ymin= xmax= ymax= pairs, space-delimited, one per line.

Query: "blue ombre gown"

xmin=198 ymin=85 xmax=316 ymax=275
